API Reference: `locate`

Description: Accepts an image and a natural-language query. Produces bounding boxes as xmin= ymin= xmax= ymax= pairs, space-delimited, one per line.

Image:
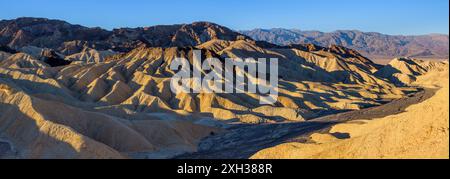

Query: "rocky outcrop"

xmin=375 ymin=57 xmax=449 ymax=86
xmin=0 ymin=18 xmax=250 ymax=55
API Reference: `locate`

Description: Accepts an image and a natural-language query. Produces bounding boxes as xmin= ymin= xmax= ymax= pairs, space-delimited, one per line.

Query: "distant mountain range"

xmin=0 ymin=17 xmax=249 ymax=55
xmin=240 ymin=29 xmax=449 ymax=59
xmin=1 ymin=17 xmax=448 ymax=60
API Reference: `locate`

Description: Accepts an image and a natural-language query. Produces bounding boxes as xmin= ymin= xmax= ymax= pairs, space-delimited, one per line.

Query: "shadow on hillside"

xmin=176 ymin=87 xmax=436 ymax=159
xmin=0 ymin=102 xmax=82 ymax=159
xmin=176 ymin=121 xmax=337 ymax=159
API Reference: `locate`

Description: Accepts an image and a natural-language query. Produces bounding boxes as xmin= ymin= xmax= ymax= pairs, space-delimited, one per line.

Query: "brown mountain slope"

xmin=0 ymin=17 xmax=249 ymax=55
xmin=241 ymin=29 xmax=449 ymax=59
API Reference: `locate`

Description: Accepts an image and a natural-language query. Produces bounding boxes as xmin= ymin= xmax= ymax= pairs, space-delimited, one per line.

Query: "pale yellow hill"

xmin=0 ymin=77 xmax=218 ymax=159
xmin=376 ymin=57 xmax=449 ymax=86
xmin=252 ymin=69 xmax=449 ymax=159
xmin=0 ymin=52 xmax=48 ymax=69
xmin=65 ymin=48 xmax=117 ymax=63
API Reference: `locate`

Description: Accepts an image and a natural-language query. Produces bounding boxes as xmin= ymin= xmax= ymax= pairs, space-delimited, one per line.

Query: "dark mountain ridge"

xmin=0 ymin=17 xmax=250 ymax=55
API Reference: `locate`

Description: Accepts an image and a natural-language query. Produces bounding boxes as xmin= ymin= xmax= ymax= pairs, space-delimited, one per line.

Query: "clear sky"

xmin=1 ymin=0 xmax=448 ymax=35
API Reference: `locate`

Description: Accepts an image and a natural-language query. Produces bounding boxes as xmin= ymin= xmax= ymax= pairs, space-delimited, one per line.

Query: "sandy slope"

xmin=0 ymin=76 xmax=218 ymax=159
xmin=252 ymin=69 xmax=449 ymax=159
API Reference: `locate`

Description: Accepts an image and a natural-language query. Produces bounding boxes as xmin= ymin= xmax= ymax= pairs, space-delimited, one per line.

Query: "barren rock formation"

xmin=0 ymin=18 xmax=249 ymax=55
xmin=376 ymin=57 xmax=449 ymax=86
xmin=1 ymin=18 xmax=448 ymax=159
xmin=251 ymin=66 xmax=449 ymax=159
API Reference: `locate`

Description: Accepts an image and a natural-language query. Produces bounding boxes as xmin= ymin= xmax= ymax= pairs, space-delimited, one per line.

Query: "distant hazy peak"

xmin=241 ymin=28 xmax=449 ymax=59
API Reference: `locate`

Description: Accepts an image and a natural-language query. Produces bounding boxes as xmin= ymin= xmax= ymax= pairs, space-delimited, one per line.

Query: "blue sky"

xmin=0 ymin=0 xmax=448 ymax=35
